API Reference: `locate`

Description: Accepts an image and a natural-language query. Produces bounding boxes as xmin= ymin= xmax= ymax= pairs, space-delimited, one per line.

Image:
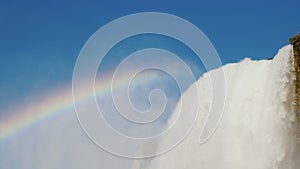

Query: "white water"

xmin=133 ymin=45 xmax=300 ymax=169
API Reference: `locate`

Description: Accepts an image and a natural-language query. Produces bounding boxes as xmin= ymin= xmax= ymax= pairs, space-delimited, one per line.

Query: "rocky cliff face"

xmin=290 ymin=33 xmax=300 ymax=122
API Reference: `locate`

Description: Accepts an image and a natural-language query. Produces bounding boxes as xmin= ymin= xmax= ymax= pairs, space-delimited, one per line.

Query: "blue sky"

xmin=1 ymin=0 xmax=300 ymax=110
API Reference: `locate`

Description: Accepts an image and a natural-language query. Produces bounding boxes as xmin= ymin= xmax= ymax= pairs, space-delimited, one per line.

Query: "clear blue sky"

xmin=1 ymin=0 xmax=300 ymax=109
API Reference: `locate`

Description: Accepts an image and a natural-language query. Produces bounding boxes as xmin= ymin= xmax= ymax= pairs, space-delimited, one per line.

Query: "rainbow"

xmin=0 ymin=85 xmax=74 ymax=141
xmin=0 ymin=71 xmax=179 ymax=141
